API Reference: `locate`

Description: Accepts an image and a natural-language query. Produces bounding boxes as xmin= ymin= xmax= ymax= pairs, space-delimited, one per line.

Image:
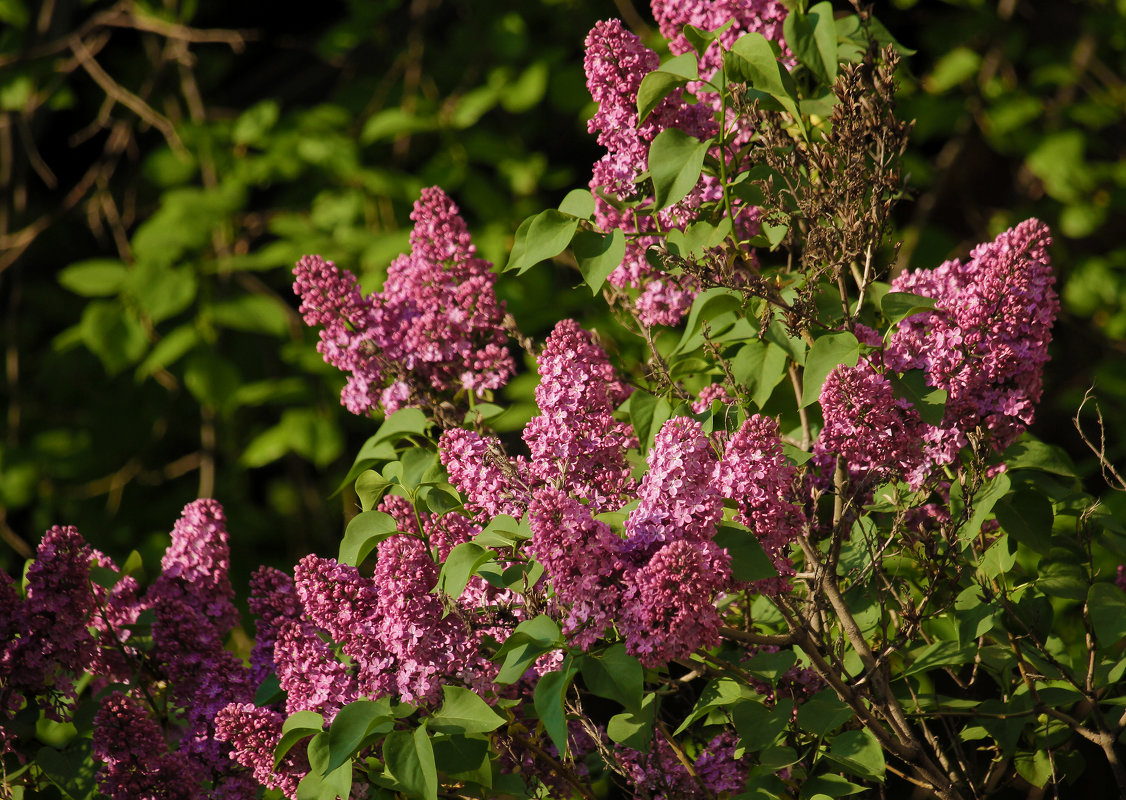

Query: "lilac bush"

xmin=4 ymin=4 xmax=1124 ymax=800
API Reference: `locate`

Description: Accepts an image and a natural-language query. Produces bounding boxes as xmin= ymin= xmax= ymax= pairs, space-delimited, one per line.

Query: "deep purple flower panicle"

xmin=619 ymin=538 xmax=731 ymax=665
xmin=214 ymin=703 xmax=308 ymax=799
xmin=816 ymin=362 xmax=928 ymax=488
xmin=3 ymin=526 xmax=98 ymax=719
xmin=247 ymin=566 xmax=304 ymax=687
xmin=528 ymin=488 xmax=625 ymax=649
xmin=887 ymin=219 xmax=1058 ymax=464
xmin=92 ymin=693 xmax=197 ymax=800
xmin=524 ymin=319 xmax=637 ymax=509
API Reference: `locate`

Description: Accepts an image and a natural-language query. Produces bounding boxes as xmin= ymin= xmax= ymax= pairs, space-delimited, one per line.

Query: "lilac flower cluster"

xmin=716 ymin=414 xmax=806 ymax=590
xmin=294 ymin=187 xmax=513 ymax=415
xmin=651 ymin=0 xmax=790 ymax=81
xmin=886 ymin=219 xmax=1058 ymax=466
xmin=617 ymin=731 xmax=747 ymax=798
xmin=583 ymin=19 xmax=718 ymax=326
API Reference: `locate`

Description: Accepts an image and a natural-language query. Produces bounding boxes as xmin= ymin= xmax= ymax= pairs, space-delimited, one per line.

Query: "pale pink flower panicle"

xmin=651 ymin=0 xmax=791 ymax=81
xmin=214 ymin=703 xmax=308 ymax=800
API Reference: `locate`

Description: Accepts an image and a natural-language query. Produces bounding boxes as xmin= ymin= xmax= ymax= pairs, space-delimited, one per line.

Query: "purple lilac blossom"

xmin=247 ymin=566 xmax=304 ymax=688
xmin=716 ymin=414 xmax=805 ymax=591
xmin=273 ymin=619 xmax=356 ymax=721
xmin=3 ymin=526 xmax=98 ymax=720
xmin=624 ymin=416 xmax=722 ymax=560
xmin=524 ymin=319 xmax=637 ymax=510
xmin=439 ymin=428 xmax=531 ymax=519
xmin=294 ymin=187 xmax=513 ymax=416
xmin=815 ymin=361 xmax=929 ymax=488
xmin=583 ymin=19 xmax=718 ymax=326
xmin=619 ymin=538 xmax=731 ymax=665
xmin=527 ymin=488 xmax=625 ymax=649
xmin=616 ymin=731 xmax=745 ymax=799
xmin=651 ymin=0 xmax=790 ymax=82
xmin=92 ymin=693 xmax=197 ymax=800
xmin=214 ymin=703 xmax=308 ymax=799
xmin=148 ymin=500 xmax=253 ymax=783
xmin=887 ymin=218 xmax=1058 ymax=466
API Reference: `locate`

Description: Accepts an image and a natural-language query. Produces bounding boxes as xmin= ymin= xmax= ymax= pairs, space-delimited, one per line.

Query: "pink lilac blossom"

xmin=273 ymin=619 xmax=357 ymax=721
xmin=624 ymin=416 xmax=722 ymax=560
xmin=716 ymin=414 xmax=805 ymax=592
xmin=651 ymin=0 xmax=791 ymax=82
xmin=584 ymin=19 xmax=718 ymax=326
xmin=524 ymin=320 xmax=637 ymax=510
xmin=214 ymin=703 xmax=308 ymax=800
xmin=619 ymin=538 xmax=731 ymax=665
xmin=439 ymin=428 xmax=531 ymax=519
xmin=92 ymin=693 xmax=197 ymax=800
xmin=247 ymin=566 xmax=304 ymax=687
xmin=815 ymin=361 xmax=929 ymax=488
xmin=294 ymin=187 xmax=513 ymax=416
xmin=152 ymin=499 xmax=239 ymax=631
xmin=1116 ymin=566 xmax=1126 ymax=593
xmin=88 ymin=565 xmax=147 ymax=684
xmin=694 ymin=731 xmax=750 ymax=795
xmin=617 ymin=730 xmax=744 ymax=799
xmin=527 ymin=489 xmax=625 ymax=649
xmin=887 ymin=219 xmax=1058 ymax=465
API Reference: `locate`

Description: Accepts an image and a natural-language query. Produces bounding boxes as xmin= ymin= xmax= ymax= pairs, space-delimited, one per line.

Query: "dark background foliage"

xmin=1 ymin=0 xmax=1123 ymax=596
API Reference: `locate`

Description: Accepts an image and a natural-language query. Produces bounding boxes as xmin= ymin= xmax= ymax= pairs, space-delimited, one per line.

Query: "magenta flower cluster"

xmin=294 ymin=186 xmax=513 ymax=415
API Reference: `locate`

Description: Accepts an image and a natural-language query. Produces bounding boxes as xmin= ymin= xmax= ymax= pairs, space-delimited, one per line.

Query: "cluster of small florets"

xmin=651 ymin=0 xmax=791 ymax=81
xmin=887 ymin=218 xmax=1058 ymax=467
xmin=294 ymin=187 xmax=514 ymax=415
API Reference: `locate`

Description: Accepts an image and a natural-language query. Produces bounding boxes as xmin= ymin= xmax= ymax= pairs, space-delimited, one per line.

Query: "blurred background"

xmin=1 ymin=0 xmax=1123 ymax=595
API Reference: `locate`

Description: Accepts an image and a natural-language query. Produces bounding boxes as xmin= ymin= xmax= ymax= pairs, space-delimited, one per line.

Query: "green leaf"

xmin=183 ymin=350 xmax=242 ymax=411
xmin=732 ymin=699 xmax=789 ymax=751
xmin=744 ymin=649 xmax=797 ymax=682
xmin=275 ymin=711 xmax=325 ymax=769
xmin=637 ymin=53 xmax=698 ymax=124
xmin=494 ymin=615 xmax=563 ymax=684
xmin=506 ymin=209 xmax=579 ymax=273
xmin=326 ymin=700 xmax=393 ymax=775
xmin=573 ymin=229 xmax=625 ymax=295
xmin=995 ymin=490 xmax=1054 ymax=554
xmin=429 ymin=686 xmax=504 ymax=735
xmin=400 ymin=448 xmax=439 ymax=491
xmin=674 ymin=287 xmax=743 ymax=354
xmin=436 ymin=542 xmax=493 ymax=603
xmin=59 ymin=260 xmax=127 ymax=297
xmin=558 ymin=189 xmax=594 ymax=219
xmin=534 ymin=663 xmax=576 ymax=756
xmin=135 ymin=324 xmax=199 ymax=379
xmin=800 ymin=332 xmax=860 ymax=408
xmin=1088 ymin=583 xmax=1126 ymax=648
xmin=682 ymin=21 xmax=734 ymax=57
xmin=901 ymin=640 xmax=976 ymax=679
xmin=254 ymin=672 xmax=283 ymax=707
xmin=957 ymin=472 xmax=1011 ymax=543
xmin=473 ymin=514 xmax=531 ymax=547
xmin=355 ymin=470 xmax=392 ymax=512
xmin=210 ymin=293 xmax=290 ymax=337
xmin=978 ymin=534 xmax=1016 ymax=579
xmin=1001 ymin=435 xmax=1077 ymax=477
xmin=801 ymin=773 xmax=867 ymax=798
xmin=826 ymin=729 xmax=885 ymax=781
xmin=628 ymin=389 xmax=672 ymax=455
xmin=339 ymin=511 xmax=399 ymax=566
xmin=732 ymin=340 xmax=788 ymax=409
xmin=714 ymin=523 xmax=779 ymax=582
xmin=725 ymin=33 xmax=804 ymax=133
xmin=1014 ymin=750 xmax=1052 ymax=789
xmin=648 ymin=128 xmax=712 ymax=210
xmin=888 ymin=369 xmax=948 ymax=427
xmin=80 ymin=301 xmax=148 ymax=374
xmin=126 ymin=262 xmax=197 ymax=323
xmin=431 ymin=734 xmax=491 ymax=786
xmin=675 ymin=678 xmax=751 ymax=735
xmin=579 ymin=643 xmax=644 ymax=713
xmin=783 ymin=2 xmax=838 ymax=85
xmin=607 ymin=693 xmax=656 ymax=753
xmin=35 ymin=740 xmax=97 ymax=800
xmin=383 ymin=726 xmax=438 ymax=800
xmin=232 ymin=99 xmax=279 ymax=146
xmin=881 ymin=291 xmax=936 ymax=326
xmin=796 ymin=689 xmax=854 ymax=737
